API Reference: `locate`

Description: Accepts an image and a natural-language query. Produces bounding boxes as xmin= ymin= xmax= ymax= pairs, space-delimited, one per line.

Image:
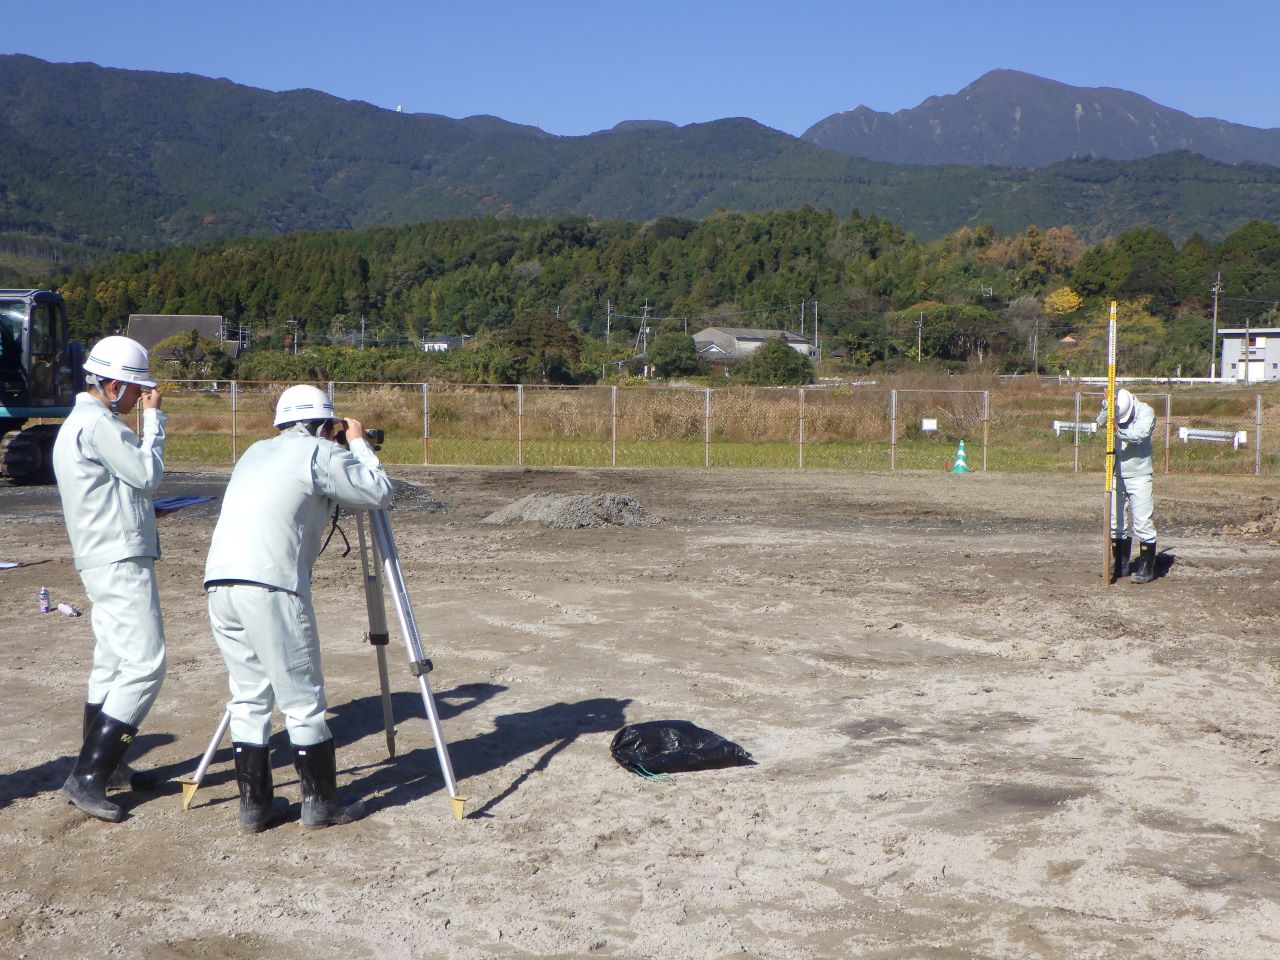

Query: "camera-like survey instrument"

xmin=333 ymin=421 xmax=384 ymax=451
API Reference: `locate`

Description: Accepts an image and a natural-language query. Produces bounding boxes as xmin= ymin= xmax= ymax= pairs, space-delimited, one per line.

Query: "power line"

xmin=1220 ymin=295 xmax=1280 ymax=306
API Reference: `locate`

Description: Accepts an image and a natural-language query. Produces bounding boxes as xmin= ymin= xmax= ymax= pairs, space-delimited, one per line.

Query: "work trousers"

xmin=79 ymin=557 xmax=166 ymax=727
xmin=1111 ymin=473 xmax=1156 ymax=543
xmin=207 ymin=583 xmax=331 ymax=746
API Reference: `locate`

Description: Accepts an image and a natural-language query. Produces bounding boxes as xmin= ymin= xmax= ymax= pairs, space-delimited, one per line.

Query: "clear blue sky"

xmin=7 ymin=1 xmax=1278 ymax=135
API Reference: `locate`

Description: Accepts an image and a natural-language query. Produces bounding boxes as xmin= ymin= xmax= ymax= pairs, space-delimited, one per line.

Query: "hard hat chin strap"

xmin=107 ymin=380 xmax=126 ymax=414
xmin=87 ymin=374 xmax=126 ymax=414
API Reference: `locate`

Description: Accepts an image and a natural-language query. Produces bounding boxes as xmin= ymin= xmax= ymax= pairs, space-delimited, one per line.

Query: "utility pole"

xmin=799 ymin=301 xmax=805 ymax=337
xmin=1032 ymin=315 xmax=1039 ymax=374
xmin=1210 ymin=271 xmax=1221 ymax=379
xmin=285 ymin=317 xmax=300 ymax=355
xmin=641 ymin=299 xmax=652 ymax=354
xmin=605 ymin=300 xmax=612 ymax=345
xmin=1243 ymin=311 xmax=1251 ymax=386
xmin=916 ymin=312 xmax=923 ymax=363
xmin=814 ymin=300 xmax=820 ymax=361
xmin=359 ymin=315 xmax=367 ymax=351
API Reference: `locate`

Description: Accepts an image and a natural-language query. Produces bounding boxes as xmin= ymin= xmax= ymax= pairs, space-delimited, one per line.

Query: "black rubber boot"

xmin=293 ymin=738 xmax=365 ymax=829
xmin=62 ymin=711 xmax=137 ymax=822
xmin=1110 ymin=537 xmax=1132 ymax=581
xmin=232 ymin=743 xmax=289 ymax=835
xmin=84 ymin=702 xmax=158 ymax=792
xmin=1131 ymin=540 xmax=1157 ymax=584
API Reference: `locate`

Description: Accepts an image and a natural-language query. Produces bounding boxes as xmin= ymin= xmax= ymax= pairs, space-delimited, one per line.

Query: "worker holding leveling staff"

xmin=1097 ymin=388 xmax=1158 ymax=584
xmin=52 ymin=335 xmax=167 ymax=823
xmin=204 ymin=384 xmax=393 ymax=832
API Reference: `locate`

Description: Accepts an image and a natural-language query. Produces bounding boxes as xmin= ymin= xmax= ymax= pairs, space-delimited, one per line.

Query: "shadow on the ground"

xmin=336 ymin=687 xmax=630 ymax=818
xmin=0 ymin=730 xmax=176 ymax=811
xmin=6 ymin=684 xmax=629 ymax=823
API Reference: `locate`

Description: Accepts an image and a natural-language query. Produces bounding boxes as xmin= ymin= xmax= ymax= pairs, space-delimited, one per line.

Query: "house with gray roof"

xmin=127 ymin=314 xmax=240 ymax=359
xmin=692 ymin=327 xmax=814 ymax=362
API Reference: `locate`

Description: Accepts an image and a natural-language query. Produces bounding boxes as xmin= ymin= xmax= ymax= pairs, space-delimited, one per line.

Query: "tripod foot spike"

xmin=450 ymin=796 xmax=467 ymax=821
xmin=177 ymin=776 xmax=200 ymax=812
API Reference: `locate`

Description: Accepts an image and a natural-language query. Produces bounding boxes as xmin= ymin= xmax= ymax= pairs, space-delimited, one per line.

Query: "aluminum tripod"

xmin=178 ymin=508 xmax=467 ymax=820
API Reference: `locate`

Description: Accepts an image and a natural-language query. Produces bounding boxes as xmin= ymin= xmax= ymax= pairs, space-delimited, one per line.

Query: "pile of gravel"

xmin=389 ymin=479 xmax=451 ymax=513
xmin=480 ymin=493 xmax=659 ymax=529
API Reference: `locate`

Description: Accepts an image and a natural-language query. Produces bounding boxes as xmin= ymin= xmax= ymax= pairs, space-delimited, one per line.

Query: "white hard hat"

xmin=274 ymin=384 xmax=336 ymax=426
xmin=1115 ymin=389 xmax=1135 ymax=425
xmin=84 ymin=336 xmax=157 ymax=388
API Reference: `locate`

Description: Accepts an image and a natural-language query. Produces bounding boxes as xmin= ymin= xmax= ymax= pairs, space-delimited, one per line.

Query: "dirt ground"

xmin=2 ymin=464 xmax=1280 ymax=960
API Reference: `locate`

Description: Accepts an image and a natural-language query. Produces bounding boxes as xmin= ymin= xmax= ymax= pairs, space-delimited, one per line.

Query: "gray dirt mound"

xmin=480 ymin=493 xmax=659 ymax=529
xmin=1220 ymin=497 xmax=1280 ymax=541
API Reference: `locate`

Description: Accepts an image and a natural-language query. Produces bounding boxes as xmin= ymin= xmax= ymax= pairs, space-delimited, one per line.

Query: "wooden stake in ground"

xmin=1104 ymin=300 xmax=1117 ymax=586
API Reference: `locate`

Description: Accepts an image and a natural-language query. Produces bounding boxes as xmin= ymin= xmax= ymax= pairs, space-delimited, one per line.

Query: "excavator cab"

xmin=0 ymin=289 xmax=82 ymax=483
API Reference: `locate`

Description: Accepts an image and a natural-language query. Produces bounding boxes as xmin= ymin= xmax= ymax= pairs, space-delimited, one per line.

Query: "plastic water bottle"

xmin=38 ymin=586 xmax=50 ymax=613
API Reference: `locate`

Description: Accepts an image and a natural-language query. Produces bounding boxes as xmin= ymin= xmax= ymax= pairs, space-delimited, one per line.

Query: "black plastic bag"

xmin=610 ymin=720 xmax=752 ymax=776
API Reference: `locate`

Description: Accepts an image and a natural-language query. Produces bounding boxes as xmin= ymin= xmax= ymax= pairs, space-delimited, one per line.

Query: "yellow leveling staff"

xmin=1103 ymin=300 xmax=1117 ymax=586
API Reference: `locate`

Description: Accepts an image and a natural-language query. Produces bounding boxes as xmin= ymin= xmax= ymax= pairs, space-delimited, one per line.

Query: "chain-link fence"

xmin=142 ymin=380 xmax=1280 ymax=476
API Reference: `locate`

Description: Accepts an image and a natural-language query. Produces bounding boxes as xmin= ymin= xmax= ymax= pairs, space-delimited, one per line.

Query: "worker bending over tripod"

xmin=204 ymin=384 xmax=393 ymax=832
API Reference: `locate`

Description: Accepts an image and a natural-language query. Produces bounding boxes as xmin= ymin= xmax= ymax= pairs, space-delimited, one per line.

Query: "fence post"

xmin=798 ymin=387 xmax=805 ymax=469
xmin=889 ymin=389 xmax=897 ymax=471
xmin=704 ymin=388 xmax=711 ymax=468
xmin=422 ymin=383 xmax=430 ymax=465
xmin=1164 ymin=394 xmax=1171 ymax=474
xmin=1073 ymin=391 xmax=1080 ymax=474
xmin=517 ymin=384 xmax=524 ymax=467
xmin=1256 ymin=394 xmax=1263 ymax=476
xmin=611 ymin=385 xmax=617 ymax=467
xmin=231 ymin=380 xmax=239 ymax=465
xmin=982 ymin=390 xmax=990 ymax=471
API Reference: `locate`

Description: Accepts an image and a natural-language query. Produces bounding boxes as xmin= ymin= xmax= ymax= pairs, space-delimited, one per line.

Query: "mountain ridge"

xmin=2 ymin=55 xmax=1280 ymax=279
xmin=803 ymin=68 xmax=1280 ymax=167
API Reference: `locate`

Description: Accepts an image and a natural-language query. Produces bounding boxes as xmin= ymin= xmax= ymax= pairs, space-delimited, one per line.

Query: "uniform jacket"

xmin=1096 ymin=397 xmax=1156 ymax=478
xmin=52 ymin=392 xmax=167 ymax=571
xmin=203 ymin=426 xmax=394 ymax=596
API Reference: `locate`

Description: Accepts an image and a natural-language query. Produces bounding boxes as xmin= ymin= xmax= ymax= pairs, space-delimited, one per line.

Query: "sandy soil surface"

xmin=2 ymin=464 xmax=1280 ymax=960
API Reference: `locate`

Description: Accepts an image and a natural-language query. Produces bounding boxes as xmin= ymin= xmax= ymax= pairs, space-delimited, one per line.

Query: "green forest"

xmin=41 ymin=208 xmax=1280 ymax=384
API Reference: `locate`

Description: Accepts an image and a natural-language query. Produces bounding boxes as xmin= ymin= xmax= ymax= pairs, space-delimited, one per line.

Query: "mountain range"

xmin=803 ymin=69 xmax=1280 ymax=168
xmin=1 ymin=54 xmax=1279 ymax=278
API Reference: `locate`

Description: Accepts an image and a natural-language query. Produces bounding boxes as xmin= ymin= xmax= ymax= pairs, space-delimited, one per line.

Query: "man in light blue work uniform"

xmin=53 ymin=335 xmax=167 ymax=822
xmin=204 ymin=384 xmax=394 ymax=833
xmin=1098 ymin=388 xmax=1159 ymax=584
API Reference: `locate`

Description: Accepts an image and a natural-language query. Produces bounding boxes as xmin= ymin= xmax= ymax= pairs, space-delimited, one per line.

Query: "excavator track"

xmin=0 ymin=423 xmax=60 ymax=485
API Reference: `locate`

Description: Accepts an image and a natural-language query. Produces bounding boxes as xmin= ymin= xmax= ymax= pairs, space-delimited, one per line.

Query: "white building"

xmin=1219 ymin=327 xmax=1280 ymax=382
xmin=420 ymin=335 xmax=470 ymax=353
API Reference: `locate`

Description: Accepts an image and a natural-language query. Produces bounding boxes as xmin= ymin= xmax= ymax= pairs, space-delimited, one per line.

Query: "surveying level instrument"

xmin=178 ymin=508 xmax=468 ymax=821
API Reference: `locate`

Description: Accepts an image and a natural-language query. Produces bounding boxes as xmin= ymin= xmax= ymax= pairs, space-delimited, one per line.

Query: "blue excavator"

xmin=0 ymin=289 xmax=82 ymax=484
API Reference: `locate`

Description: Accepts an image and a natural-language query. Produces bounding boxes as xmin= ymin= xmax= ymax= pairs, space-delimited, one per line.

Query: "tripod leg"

xmin=369 ymin=509 xmax=467 ymax=821
xmin=374 ymin=647 xmax=396 ymax=758
xmin=177 ymin=709 xmax=231 ymax=811
xmin=357 ymin=513 xmax=397 ymax=758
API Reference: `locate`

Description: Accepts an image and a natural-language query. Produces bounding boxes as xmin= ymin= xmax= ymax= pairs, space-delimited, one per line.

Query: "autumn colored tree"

xmin=1044 ymin=287 xmax=1083 ymax=316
